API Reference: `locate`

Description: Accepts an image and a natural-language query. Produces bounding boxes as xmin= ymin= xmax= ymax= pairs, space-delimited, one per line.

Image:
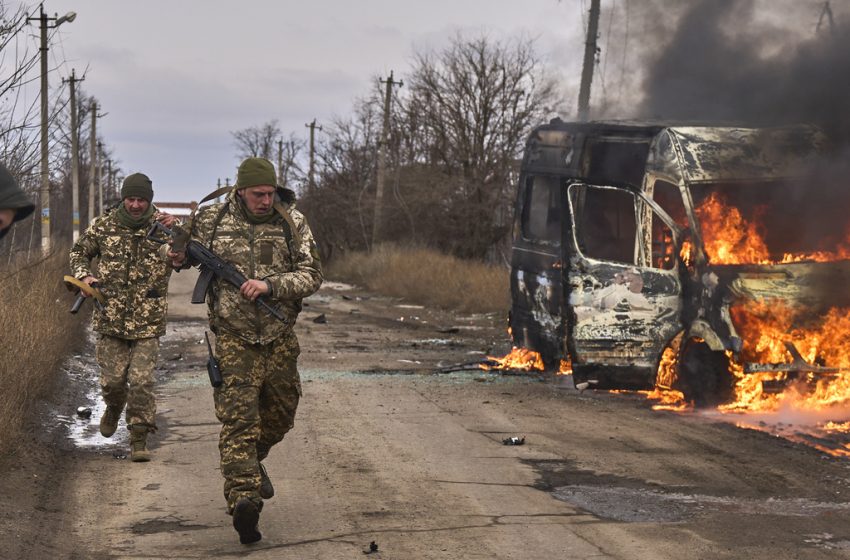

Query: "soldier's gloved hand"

xmin=240 ymin=279 xmax=269 ymax=302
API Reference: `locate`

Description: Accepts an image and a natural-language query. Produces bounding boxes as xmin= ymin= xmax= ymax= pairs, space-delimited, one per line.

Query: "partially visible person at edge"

xmin=169 ymin=157 xmax=322 ymax=545
xmin=0 ymin=163 xmax=35 ymax=243
xmin=69 ymin=173 xmax=176 ymax=462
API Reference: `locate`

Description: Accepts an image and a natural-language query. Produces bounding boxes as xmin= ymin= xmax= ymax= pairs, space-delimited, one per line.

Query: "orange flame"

xmin=481 ymin=347 xmax=545 ymax=371
xmin=696 ymin=192 xmax=770 ymax=264
xmin=696 ymin=192 xmax=850 ymax=264
xmin=679 ymin=239 xmax=694 ymax=267
xmin=644 ymin=344 xmax=690 ymax=411
xmin=720 ymin=301 xmax=850 ymax=413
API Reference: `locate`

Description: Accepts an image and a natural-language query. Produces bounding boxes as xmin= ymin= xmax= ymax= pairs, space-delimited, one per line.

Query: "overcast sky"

xmin=23 ymin=0 xmax=589 ymax=201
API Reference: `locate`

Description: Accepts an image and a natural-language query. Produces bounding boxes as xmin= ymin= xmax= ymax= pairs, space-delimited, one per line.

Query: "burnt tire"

xmin=676 ymin=340 xmax=734 ymax=408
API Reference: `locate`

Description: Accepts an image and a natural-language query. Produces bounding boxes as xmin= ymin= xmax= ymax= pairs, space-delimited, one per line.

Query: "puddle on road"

xmin=58 ymin=349 xmax=127 ymax=450
xmin=57 ymin=326 xmax=205 ymax=451
xmin=321 ymin=281 xmax=355 ymax=291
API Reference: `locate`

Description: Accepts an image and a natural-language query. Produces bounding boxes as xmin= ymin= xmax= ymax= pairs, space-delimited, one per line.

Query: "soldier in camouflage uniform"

xmin=170 ymin=157 xmax=322 ymax=544
xmin=0 ymin=162 xmax=34 ymax=242
xmin=69 ymin=173 xmax=176 ymax=462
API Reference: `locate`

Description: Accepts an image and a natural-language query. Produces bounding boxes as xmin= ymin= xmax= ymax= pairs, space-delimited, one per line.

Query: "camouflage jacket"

xmin=190 ymin=191 xmax=323 ymax=345
xmin=69 ymin=207 xmax=172 ymax=339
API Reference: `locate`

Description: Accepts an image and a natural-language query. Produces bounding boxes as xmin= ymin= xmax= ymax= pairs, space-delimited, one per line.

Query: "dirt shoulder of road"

xmin=4 ymin=270 xmax=850 ymax=558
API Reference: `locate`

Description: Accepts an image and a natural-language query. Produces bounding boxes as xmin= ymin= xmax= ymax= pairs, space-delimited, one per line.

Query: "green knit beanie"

xmin=0 ymin=163 xmax=35 ymax=223
xmin=236 ymin=157 xmax=277 ymax=189
xmin=121 ymin=173 xmax=153 ymax=202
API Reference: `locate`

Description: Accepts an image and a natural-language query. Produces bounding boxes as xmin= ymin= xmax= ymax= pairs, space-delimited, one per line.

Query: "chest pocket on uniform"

xmin=259 ymin=240 xmax=275 ymax=265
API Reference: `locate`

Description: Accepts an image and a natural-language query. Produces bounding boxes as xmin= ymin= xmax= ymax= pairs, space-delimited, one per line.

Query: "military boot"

xmin=258 ymin=462 xmax=274 ymax=499
xmin=99 ymin=405 xmax=122 ymax=438
xmin=129 ymin=427 xmax=151 ymax=462
xmin=232 ymin=498 xmax=262 ymax=544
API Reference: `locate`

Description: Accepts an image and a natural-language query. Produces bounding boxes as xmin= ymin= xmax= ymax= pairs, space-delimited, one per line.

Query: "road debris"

xmin=502 ymin=436 xmax=525 ymax=445
xmin=76 ymin=407 xmax=92 ymax=419
xmin=313 ymin=313 xmax=327 ymax=324
xmin=363 ymin=540 xmax=379 ymax=554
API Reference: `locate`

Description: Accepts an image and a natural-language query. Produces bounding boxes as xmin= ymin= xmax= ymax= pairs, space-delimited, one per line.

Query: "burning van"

xmin=509 ymin=119 xmax=850 ymax=405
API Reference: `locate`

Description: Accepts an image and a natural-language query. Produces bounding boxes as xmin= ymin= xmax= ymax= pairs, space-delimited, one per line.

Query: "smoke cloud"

xmin=637 ymin=0 xmax=850 ymax=145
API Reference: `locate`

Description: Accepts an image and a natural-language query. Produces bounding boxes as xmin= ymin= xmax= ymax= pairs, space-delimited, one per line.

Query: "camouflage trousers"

xmin=213 ymin=330 xmax=302 ymax=512
xmin=95 ymin=334 xmax=159 ymax=432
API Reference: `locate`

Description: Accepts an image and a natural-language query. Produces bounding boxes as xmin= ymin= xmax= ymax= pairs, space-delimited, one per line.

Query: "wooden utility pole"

xmin=106 ymin=159 xmax=113 ymax=205
xmin=305 ymin=119 xmax=322 ymax=193
xmin=36 ymin=6 xmax=51 ymax=252
xmin=88 ymin=100 xmax=97 ymax=223
xmin=97 ymin=142 xmax=104 ymax=214
xmin=63 ymin=69 xmax=84 ymax=241
xmin=577 ymin=0 xmax=601 ymax=121
xmin=372 ymin=70 xmax=403 ymax=248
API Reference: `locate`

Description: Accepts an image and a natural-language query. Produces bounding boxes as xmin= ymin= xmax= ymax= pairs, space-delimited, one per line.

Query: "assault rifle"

xmin=146 ymin=221 xmax=287 ymax=323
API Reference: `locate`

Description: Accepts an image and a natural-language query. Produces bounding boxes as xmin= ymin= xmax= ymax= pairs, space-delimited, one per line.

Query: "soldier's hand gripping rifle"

xmin=63 ymin=275 xmax=106 ymax=314
xmin=146 ymin=221 xmax=288 ymax=323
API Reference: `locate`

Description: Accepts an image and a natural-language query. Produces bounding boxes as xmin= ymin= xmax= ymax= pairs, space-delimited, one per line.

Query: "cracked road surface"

xmin=5 ymin=270 xmax=850 ymax=558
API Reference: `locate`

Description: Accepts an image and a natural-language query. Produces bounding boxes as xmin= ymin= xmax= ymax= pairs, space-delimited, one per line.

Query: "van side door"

xmin=509 ymin=174 xmax=567 ymax=363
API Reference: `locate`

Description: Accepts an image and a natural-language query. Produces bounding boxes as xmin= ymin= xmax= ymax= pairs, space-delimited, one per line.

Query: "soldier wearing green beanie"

xmin=0 ymin=163 xmax=35 ymax=241
xmin=169 ymin=156 xmax=323 ymax=544
xmin=69 ymin=171 xmax=178 ymax=463
xmin=121 ymin=172 xmax=154 ymax=202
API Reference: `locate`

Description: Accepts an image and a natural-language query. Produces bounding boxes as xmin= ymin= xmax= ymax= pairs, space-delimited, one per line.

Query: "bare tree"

xmin=391 ymin=35 xmax=557 ymax=257
xmin=300 ymin=99 xmax=380 ymax=257
xmin=231 ymin=120 xmax=281 ymax=161
xmin=0 ymin=4 xmax=42 ymax=180
xmin=300 ymin=34 xmax=558 ymax=260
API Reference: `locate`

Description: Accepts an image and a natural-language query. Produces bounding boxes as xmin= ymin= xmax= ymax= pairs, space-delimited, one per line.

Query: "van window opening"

xmin=521 ymin=175 xmax=561 ymax=245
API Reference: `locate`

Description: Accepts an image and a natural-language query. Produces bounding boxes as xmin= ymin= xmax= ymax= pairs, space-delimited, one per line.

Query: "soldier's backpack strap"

xmin=273 ymin=201 xmax=301 ymax=252
xmin=184 ymin=186 xmax=234 ymax=241
xmin=208 ymin=201 xmax=231 ymax=248
xmin=199 ymin=186 xmax=234 ymax=206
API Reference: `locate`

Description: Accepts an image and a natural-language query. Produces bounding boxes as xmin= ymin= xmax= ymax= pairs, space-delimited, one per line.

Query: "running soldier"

xmin=69 ymin=173 xmax=175 ymax=462
xmin=170 ymin=157 xmax=322 ymax=544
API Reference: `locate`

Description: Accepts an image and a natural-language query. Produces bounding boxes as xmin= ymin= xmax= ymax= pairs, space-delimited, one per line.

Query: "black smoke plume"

xmin=639 ymin=0 xmax=850 ymax=146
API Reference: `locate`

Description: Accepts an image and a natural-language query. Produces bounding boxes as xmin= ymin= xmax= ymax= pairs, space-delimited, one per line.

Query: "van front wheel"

xmin=676 ymin=339 xmax=734 ymax=407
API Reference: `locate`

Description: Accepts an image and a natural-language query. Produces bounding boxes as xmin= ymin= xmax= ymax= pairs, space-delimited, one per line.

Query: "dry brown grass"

xmin=327 ymin=244 xmax=510 ymax=314
xmin=0 ymin=249 xmax=85 ymax=451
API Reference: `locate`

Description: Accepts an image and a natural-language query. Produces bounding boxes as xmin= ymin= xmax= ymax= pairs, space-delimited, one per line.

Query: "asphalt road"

xmin=4 ymin=270 xmax=850 ymax=559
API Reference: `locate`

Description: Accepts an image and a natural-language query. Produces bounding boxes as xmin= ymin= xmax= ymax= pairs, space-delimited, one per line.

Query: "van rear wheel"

xmin=676 ymin=339 xmax=734 ymax=407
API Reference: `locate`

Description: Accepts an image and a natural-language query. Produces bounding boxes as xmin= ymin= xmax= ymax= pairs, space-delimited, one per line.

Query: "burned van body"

xmin=509 ymin=119 xmax=848 ymax=403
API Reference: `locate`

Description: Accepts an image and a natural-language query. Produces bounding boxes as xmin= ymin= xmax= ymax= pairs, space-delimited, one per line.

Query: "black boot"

xmin=232 ymin=498 xmax=262 ymax=544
